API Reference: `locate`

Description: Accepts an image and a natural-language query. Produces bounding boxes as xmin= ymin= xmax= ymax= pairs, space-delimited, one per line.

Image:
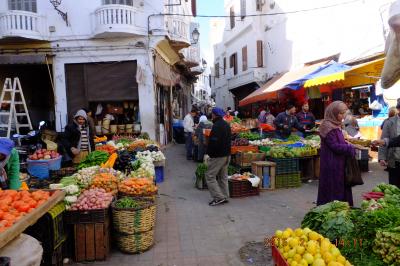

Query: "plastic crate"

xmin=155 ymin=166 xmax=164 ymax=183
xmin=64 ymin=208 xmax=109 ymax=224
xmin=358 ymin=159 xmax=369 ymax=172
xmin=268 ymin=158 xmax=300 ymax=174
xmin=42 ymin=242 xmax=63 ymax=266
xmin=271 ymin=245 xmax=289 ymax=266
xmin=275 ymin=172 xmax=301 ymax=189
xmin=228 ymin=179 xmax=259 ymax=198
xmin=234 ymin=152 xmax=266 ymax=168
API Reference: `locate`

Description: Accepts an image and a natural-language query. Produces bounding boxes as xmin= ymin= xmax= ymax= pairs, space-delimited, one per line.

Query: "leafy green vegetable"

xmin=232 ymin=117 xmax=241 ymax=123
xmin=77 ymin=151 xmax=109 ymax=170
xmin=115 ymin=197 xmax=146 ymax=209
xmin=228 ymin=165 xmax=239 ymax=176
xmin=238 ymin=132 xmax=261 ymax=141
xmin=195 ymin=163 xmax=207 ymax=179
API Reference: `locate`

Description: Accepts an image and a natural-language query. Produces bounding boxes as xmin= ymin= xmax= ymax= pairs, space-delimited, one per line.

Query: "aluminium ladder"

xmin=0 ymin=78 xmax=33 ymax=138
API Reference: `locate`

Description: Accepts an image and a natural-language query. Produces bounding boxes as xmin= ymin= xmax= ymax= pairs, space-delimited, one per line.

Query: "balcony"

xmin=0 ymin=10 xmax=47 ymax=41
xmin=92 ymin=5 xmax=146 ymax=38
xmin=181 ymin=46 xmax=200 ymax=68
xmin=166 ymin=17 xmax=190 ymax=50
xmin=227 ymin=67 xmax=268 ymax=89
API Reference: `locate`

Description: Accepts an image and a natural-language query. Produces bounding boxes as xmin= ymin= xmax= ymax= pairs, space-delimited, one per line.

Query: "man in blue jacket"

xmin=205 ymin=107 xmax=231 ymax=206
xmin=274 ymin=103 xmax=305 ymax=139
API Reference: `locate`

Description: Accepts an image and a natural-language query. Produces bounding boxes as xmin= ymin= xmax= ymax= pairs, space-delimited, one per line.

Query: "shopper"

xmin=205 ymin=107 xmax=231 ymax=206
xmin=296 ymin=102 xmax=316 ymax=130
xmin=62 ymin=110 xmax=94 ymax=165
xmin=223 ymin=108 xmax=234 ymax=123
xmin=377 ymin=100 xmax=400 ymax=187
xmin=0 ymin=138 xmax=20 ymax=190
xmin=274 ymin=103 xmax=305 ymax=139
xmin=381 ymin=107 xmax=398 ymax=130
xmin=195 ymin=115 xmax=213 ymax=162
xmin=317 ymin=101 xmax=357 ymax=206
xmin=183 ymin=108 xmax=197 ymax=160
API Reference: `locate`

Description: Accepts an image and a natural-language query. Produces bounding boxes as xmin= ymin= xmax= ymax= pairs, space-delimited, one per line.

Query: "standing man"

xmin=205 ymin=107 xmax=231 ymax=206
xmin=296 ymin=102 xmax=316 ymax=130
xmin=378 ymin=100 xmax=400 ymax=187
xmin=183 ymin=108 xmax=197 ymax=160
xmin=274 ymin=103 xmax=305 ymax=139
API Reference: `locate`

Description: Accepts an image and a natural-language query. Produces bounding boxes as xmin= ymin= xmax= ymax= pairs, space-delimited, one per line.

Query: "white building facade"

xmin=0 ymin=0 xmax=199 ymax=143
xmin=212 ymin=0 xmax=395 ymax=110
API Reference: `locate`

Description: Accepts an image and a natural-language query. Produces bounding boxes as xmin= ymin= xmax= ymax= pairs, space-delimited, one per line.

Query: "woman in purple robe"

xmin=317 ymin=101 xmax=356 ymax=206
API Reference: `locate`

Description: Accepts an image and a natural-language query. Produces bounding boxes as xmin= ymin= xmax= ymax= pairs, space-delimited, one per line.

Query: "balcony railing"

xmin=166 ymin=17 xmax=190 ymax=46
xmin=92 ymin=4 xmax=145 ymax=37
xmin=0 ymin=10 xmax=47 ymax=40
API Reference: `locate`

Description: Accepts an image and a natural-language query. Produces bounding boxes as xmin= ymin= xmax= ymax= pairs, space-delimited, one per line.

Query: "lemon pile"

xmin=274 ymin=228 xmax=352 ymax=266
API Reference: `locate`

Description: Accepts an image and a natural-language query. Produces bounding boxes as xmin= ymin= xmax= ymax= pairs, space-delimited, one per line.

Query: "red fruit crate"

xmin=228 ymin=179 xmax=259 ymax=198
xmin=271 ymin=245 xmax=289 ymax=266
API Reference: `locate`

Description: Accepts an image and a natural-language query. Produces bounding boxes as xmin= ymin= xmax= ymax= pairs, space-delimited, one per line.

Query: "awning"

xmin=239 ymin=61 xmax=328 ymax=107
xmin=303 ymin=58 xmax=385 ymax=88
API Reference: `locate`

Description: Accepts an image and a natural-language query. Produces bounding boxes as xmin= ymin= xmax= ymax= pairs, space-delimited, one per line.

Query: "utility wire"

xmin=158 ymin=0 xmax=364 ymax=18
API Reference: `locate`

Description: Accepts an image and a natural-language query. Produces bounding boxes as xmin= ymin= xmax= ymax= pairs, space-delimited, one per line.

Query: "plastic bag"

xmin=369 ymin=100 xmax=383 ymax=110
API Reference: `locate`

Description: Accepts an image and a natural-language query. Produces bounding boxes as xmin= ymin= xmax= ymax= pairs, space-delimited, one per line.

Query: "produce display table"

xmin=0 ymin=190 xmax=66 ymax=249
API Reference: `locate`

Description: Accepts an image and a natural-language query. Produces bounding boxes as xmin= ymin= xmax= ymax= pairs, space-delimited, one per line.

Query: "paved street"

xmin=76 ymin=144 xmax=387 ymax=266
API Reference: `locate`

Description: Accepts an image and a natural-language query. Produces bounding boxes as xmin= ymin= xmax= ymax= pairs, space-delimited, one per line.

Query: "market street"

xmin=72 ymin=144 xmax=387 ymax=266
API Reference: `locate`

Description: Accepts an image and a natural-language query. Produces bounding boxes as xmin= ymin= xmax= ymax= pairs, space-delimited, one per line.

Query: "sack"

xmin=344 ymin=157 xmax=363 ymax=187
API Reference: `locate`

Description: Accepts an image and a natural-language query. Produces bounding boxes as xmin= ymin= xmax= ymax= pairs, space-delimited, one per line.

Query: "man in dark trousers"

xmin=205 ymin=107 xmax=231 ymax=206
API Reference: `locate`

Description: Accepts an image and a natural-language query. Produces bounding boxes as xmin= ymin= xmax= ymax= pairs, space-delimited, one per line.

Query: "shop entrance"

xmin=0 ymin=64 xmax=55 ymax=132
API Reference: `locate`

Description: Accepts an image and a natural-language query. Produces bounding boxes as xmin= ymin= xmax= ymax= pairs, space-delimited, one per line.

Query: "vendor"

xmin=296 ymin=102 xmax=316 ymax=130
xmin=274 ymin=103 xmax=305 ymax=139
xmin=62 ymin=110 xmax=95 ymax=165
xmin=223 ymin=108 xmax=234 ymax=123
xmin=0 ymin=138 xmax=20 ymax=190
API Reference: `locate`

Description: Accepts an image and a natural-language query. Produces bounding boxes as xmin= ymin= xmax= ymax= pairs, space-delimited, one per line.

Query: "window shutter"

xmin=256 ymin=0 xmax=262 ymax=11
xmin=241 ymin=0 xmax=246 ymax=19
xmin=257 ymin=40 xmax=263 ymax=67
xmin=230 ymin=6 xmax=235 ymax=29
xmin=215 ymin=63 xmax=220 ymax=78
xmin=223 ymin=57 xmax=226 ymax=74
xmin=233 ymin=53 xmax=238 ymax=75
xmin=242 ymin=46 xmax=248 ymax=71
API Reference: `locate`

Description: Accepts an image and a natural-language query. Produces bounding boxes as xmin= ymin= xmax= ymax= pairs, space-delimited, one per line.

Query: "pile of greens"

xmin=301 ymin=201 xmax=354 ymax=241
xmin=115 ymin=197 xmax=147 ymax=209
xmin=195 ymin=163 xmax=207 ymax=179
xmin=77 ymin=151 xmax=109 ymax=170
xmin=238 ymin=132 xmax=261 ymax=141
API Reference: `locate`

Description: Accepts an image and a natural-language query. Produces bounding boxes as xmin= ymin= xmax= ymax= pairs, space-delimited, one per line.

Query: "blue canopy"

xmin=284 ymin=61 xmax=351 ymax=90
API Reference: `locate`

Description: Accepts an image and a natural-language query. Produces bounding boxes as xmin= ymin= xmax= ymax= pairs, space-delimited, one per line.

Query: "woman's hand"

xmin=71 ymin=147 xmax=80 ymax=155
xmin=372 ymin=139 xmax=385 ymax=147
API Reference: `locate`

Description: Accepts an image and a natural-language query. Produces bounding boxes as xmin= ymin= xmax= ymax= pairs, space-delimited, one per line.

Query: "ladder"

xmin=0 ymin=78 xmax=33 ymax=138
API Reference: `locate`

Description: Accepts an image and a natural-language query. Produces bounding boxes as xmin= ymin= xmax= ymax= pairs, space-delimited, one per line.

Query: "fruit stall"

xmin=0 ymin=135 xmax=166 ymax=265
xmin=269 ymin=182 xmax=400 ymax=266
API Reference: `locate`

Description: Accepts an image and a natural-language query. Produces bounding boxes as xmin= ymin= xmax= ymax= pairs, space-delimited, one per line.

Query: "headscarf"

xmin=212 ymin=107 xmax=225 ymax=117
xmin=319 ymin=101 xmax=348 ymax=138
xmin=0 ymin=138 xmax=14 ymax=189
xmin=74 ymin=109 xmax=88 ymax=129
xmin=199 ymin=115 xmax=208 ymax=123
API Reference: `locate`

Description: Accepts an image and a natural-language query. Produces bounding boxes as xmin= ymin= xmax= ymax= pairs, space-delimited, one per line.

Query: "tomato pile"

xmin=0 ymin=190 xmax=50 ymax=233
xmin=28 ymin=149 xmax=60 ymax=160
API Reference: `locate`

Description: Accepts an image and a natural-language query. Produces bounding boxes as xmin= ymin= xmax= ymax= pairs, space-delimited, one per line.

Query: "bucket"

xmin=95 ymin=126 xmax=102 ymax=135
xmin=110 ymin=125 xmax=118 ymax=134
xmin=134 ymin=123 xmax=141 ymax=133
xmin=126 ymin=124 xmax=133 ymax=133
xmin=155 ymin=166 xmax=164 ymax=183
xmin=118 ymin=125 xmax=126 ymax=133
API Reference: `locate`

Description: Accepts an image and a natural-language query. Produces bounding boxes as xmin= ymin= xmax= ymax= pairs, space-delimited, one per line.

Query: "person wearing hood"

xmin=0 ymin=138 xmax=20 ymax=190
xmin=205 ymin=107 xmax=231 ymax=206
xmin=62 ymin=110 xmax=95 ymax=164
xmin=195 ymin=115 xmax=213 ymax=162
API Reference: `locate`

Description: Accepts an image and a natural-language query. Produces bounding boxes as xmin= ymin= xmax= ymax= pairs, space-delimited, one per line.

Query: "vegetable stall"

xmin=0 ymin=135 xmax=166 ymax=265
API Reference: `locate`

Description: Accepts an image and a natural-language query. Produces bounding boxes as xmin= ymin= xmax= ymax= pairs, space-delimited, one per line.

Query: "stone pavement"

xmin=74 ymin=144 xmax=387 ymax=266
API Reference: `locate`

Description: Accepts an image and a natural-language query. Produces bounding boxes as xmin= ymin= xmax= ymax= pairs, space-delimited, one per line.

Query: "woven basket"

xmin=111 ymin=200 xmax=156 ymax=234
xmin=118 ymin=191 xmax=157 ymax=202
xmin=115 ymin=230 xmax=154 ymax=254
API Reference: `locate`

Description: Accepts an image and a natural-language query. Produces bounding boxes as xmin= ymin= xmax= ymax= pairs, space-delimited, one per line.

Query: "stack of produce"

xmin=136 ymin=150 xmax=165 ymax=163
xmin=273 ymin=227 xmax=352 ymax=266
xmin=238 ymin=132 xmax=261 ymax=141
xmin=230 ymin=122 xmax=247 ymax=133
xmin=90 ymin=172 xmax=119 ymax=196
xmin=361 ymin=183 xmax=400 ymax=210
xmin=94 ymin=136 xmax=108 ymax=143
xmin=95 ymin=144 xmax=117 ymax=155
xmin=229 ymin=172 xmax=253 ymax=181
xmin=132 ymin=157 xmax=155 ymax=178
xmin=301 ymin=135 xmax=321 ymax=149
xmin=70 ymin=188 xmax=113 ymax=211
xmin=28 ymin=149 xmax=60 ymax=160
xmin=249 ymin=138 xmax=274 ymax=146
xmin=0 ymin=190 xmax=50 ymax=232
xmin=114 ymin=150 xmax=135 ymax=173
xmin=118 ymin=177 xmax=157 ymax=197
xmin=73 ymin=166 xmax=99 ymax=189
xmin=77 ymin=151 xmax=109 ymax=170
xmin=266 ymin=146 xmax=317 ymax=158
xmin=231 ymin=138 xmax=249 ymax=146
xmin=49 ymin=176 xmax=80 ymax=208
xmin=374 ymin=226 xmax=400 ymax=264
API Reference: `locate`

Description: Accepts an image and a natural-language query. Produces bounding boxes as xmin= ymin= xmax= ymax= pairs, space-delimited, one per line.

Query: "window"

xmin=223 ymin=57 xmax=226 ymax=75
xmin=242 ymin=46 xmax=248 ymax=71
xmin=230 ymin=53 xmax=238 ymax=75
xmin=257 ymin=40 xmax=263 ymax=67
xmin=215 ymin=63 xmax=220 ymax=78
xmin=8 ymin=0 xmax=37 ymax=12
xmin=103 ymin=0 xmax=133 ymax=5
xmin=256 ymin=0 xmax=263 ymax=11
xmin=240 ymin=0 xmax=246 ymax=20
xmin=230 ymin=6 xmax=235 ymax=29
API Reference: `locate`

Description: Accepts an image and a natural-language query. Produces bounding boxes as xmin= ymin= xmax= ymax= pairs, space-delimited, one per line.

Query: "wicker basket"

xmin=118 ymin=191 xmax=157 ymax=202
xmin=111 ymin=200 xmax=156 ymax=234
xmin=115 ymin=230 xmax=154 ymax=254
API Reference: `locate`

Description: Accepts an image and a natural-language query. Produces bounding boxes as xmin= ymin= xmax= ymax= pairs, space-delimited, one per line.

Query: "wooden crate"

xmin=74 ymin=218 xmax=110 ymax=262
xmin=251 ymin=161 xmax=276 ymax=190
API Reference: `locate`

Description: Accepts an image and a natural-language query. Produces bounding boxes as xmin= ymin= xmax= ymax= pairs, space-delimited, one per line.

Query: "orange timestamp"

xmin=264 ymin=236 xmax=363 ymax=249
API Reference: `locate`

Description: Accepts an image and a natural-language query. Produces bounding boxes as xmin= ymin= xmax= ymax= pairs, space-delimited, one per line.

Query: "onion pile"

xmin=70 ymin=188 xmax=113 ymax=211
